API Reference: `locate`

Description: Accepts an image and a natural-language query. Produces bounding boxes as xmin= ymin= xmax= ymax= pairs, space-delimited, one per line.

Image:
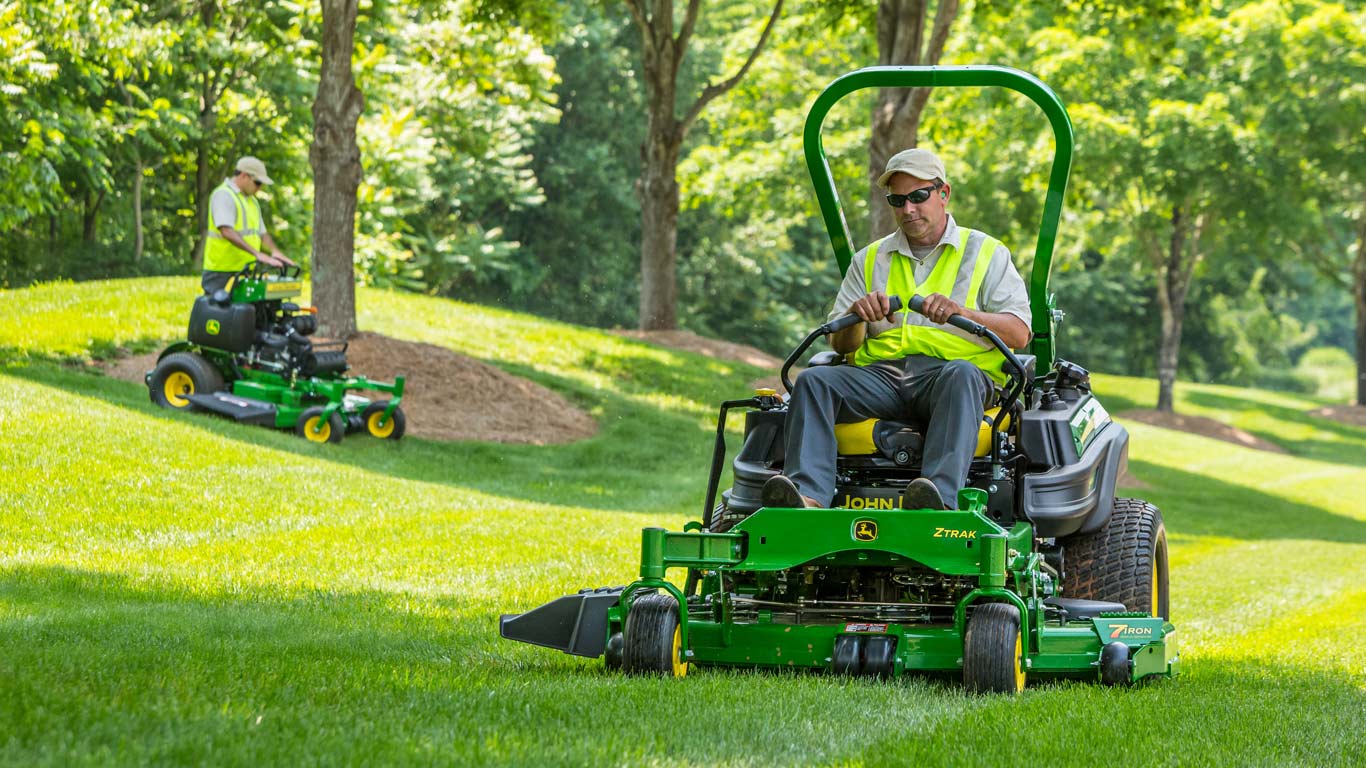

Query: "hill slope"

xmin=1 ymin=278 xmax=1363 ymax=765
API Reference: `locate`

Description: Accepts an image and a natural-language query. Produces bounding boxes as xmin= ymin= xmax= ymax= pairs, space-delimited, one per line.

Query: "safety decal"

xmin=843 ymin=623 xmax=888 ymax=633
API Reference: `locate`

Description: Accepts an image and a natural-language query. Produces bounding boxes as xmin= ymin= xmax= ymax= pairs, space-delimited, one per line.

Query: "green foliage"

xmin=1 ymin=277 xmax=1364 ymax=763
xmin=501 ymin=2 xmax=645 ymax=328
xmin=1295 ymin=346 xmax=1358 ymax=402
xmin=350 ymin=2 xmax=560 ymax=297
xmin=0 ymin=0 xmax=1358 ymax=391
xmin=673 ymin=0 xmax=874 ymax=350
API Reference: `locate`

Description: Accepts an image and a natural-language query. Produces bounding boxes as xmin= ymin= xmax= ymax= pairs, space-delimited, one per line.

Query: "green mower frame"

xmin=500 ymin=66 xmax=1178 ymax=692
xmin=146 ymin=265 xmax=407 ymax=444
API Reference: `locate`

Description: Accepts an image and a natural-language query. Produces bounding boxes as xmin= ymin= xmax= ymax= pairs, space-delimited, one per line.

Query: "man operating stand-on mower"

xmin=762 ymin=148 xmax=1033 ymax=511
xmin=201 ymin=156 xmax=297 ymax=294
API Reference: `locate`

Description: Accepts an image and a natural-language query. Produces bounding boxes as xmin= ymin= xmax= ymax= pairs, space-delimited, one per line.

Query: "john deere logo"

xmin=853 ymin=519 xmax=878 ymax=542
xmin=205 ymin=319 xmax=221 ymax=335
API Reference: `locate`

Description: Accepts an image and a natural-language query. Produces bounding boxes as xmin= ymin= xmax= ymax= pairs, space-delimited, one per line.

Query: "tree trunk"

xmin=1154 ymin=206 xmax=1197 ymax=413
xmin=629 ymin=0 xmax=783 ymax=331
xmin=82 ymin=189 xmax=104 ymax=242
xmin=866 ymin=0 xmax=959 ymax=242
xmin=310 ymin=0 xmax=364 ymax=339
xmin=190 ymin=69 xmax=216 ymax=272
xmin=133 ymin=151 xmax=145 ymax=262
xmin=639 ymin=134 xmax=682 ymax=330
xmin=1355 ymin=204 xmax=1366 ymax=406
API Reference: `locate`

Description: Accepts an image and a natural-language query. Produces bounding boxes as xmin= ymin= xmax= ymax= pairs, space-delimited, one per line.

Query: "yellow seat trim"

xmin=835 ymin=407 xmax=1011 ymax=458
xmin=834 ymin=419 xmax=878 ymax=455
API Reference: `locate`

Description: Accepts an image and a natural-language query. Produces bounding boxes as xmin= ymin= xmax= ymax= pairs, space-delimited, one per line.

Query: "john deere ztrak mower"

xmin=500 ymin=66 xmax=1177 ymax=691
xmin=146 ymin=264 xmax=406 ymax=444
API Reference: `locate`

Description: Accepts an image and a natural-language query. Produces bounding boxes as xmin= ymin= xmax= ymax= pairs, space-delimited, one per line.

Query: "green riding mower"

xmin=146 ymin=264 xmax=406 ymax=444
xmin=499 ymin=66 xmax=1177 ymax=692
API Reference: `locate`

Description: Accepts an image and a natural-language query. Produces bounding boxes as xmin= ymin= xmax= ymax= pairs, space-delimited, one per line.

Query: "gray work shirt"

xmin=829 ymin=215 xmax=1030 ymax=345
xmin=209 ymin=178 xmax=267 ymax=236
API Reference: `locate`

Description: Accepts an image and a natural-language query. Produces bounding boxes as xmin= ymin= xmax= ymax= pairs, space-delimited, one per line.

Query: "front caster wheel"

xmin=621 ymin=593 xmax=687 ymax=677
xmin=296 ymin=407 xmax=344 ymax=444
xmin=964 ymin=603 xmax=1026 ymax=694
xmin=361 ymin=401 xmax=406 ymax=440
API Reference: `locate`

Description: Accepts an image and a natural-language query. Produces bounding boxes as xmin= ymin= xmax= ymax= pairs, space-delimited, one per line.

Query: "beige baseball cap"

xmin=235 ymin=156 xmax=274 ymax=185
xmin=876 ymin=148 xmax=948 ymax=188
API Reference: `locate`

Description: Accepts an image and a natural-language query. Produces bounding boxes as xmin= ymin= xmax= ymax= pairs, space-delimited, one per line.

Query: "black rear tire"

xmin=622 ymin=593 xmax=686 ymax=676
xmin=1065 ymin=498 xmax=1170 ymax=619
xmin=963 ymin=603 xmax=1026 ymax=694
xmin=148 ymin=351 xmax=224 ymax=410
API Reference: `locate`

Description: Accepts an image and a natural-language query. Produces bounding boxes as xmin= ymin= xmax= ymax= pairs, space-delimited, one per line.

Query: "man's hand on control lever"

xmin=832 ymin=291 xmax=899 ymax=354
xmin=849 ymin=291 xmax=897 ymax=323
xmin=916 ymin=292 xmax=966 ymax=325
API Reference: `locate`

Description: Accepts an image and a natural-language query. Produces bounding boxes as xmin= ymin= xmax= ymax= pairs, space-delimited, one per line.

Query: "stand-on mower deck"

xmin=499 ymin=66 xmax=1178 ymax=692
xmin=147 ymin=264 xmax=406 ymax=444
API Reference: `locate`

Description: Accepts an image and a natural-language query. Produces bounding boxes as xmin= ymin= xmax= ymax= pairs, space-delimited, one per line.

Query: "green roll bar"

xmin=802 ymin=65 xmax=1074 ymax=368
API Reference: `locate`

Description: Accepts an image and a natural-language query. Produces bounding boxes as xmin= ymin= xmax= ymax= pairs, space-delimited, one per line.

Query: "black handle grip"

xmin=823 ymin=295 xmax=904 ymax=334
xmin=907 ymin=294 xmax=986 ymax=336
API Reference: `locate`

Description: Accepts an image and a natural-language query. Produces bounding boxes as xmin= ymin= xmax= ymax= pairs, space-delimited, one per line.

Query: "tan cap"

xmin=235 ymin=156 xmax=273 ymax=185
xmin=876 ymin=148 xmax=947 ymax=188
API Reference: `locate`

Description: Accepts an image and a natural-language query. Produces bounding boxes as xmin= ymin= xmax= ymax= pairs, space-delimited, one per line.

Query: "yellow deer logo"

xmin=854 ymin=520 xmax=878 ymax=542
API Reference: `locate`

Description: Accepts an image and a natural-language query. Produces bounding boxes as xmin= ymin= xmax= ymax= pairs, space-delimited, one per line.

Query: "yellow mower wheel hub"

xmin=303 ymin=416 xmax=332 ymax=443
xmin=367 ymin=411 xmax=395 ymax=438
xmin=671 ymin=625 xmax=689 ymax=678
xmin=163 ymin=372 xmax=194 ymax=408
xmin=1013 ymin=632 xmax=1026 ymax=692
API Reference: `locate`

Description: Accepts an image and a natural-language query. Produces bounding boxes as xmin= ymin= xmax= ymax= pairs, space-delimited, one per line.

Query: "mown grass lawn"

xmin=2 ymin=277 xmax=1363 ymax=766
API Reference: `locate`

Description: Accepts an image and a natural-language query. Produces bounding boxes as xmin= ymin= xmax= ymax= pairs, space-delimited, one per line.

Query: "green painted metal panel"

xmin=729 ymin=506 xmax=1007 ymax=575
xmin=802 ymin=65 xmax=1074 ymax=368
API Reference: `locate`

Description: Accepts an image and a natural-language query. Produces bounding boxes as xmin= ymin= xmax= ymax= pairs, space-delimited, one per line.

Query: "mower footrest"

xmin=186 ymin=392 xmax=278 ymax=426
xmin=499 ymin=586 xmax=624 ymax=658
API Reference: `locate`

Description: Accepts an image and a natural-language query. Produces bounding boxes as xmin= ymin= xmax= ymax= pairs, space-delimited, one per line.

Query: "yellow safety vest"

xmin=204 ymin=180 xmax=263 ymax=272
xmin=853 ymin=228 xmax=1011 ymax=385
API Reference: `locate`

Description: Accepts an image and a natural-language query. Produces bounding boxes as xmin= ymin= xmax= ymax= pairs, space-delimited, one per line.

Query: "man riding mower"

xmin=499 ymin=66 xmax=1177 ymax=692
xmin=147 ymin=262 xmax=407 ymax=444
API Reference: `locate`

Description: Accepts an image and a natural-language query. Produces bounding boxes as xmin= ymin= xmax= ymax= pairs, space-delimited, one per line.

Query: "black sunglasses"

xmin=885 ymin=182 xmax=943 ymax=207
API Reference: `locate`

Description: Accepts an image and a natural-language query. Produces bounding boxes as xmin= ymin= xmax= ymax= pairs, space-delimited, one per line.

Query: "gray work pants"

xmin=783 ymin=355 xmax=994 ymax=509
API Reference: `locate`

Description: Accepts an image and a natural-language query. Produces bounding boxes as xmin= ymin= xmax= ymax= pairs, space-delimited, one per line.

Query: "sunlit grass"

xmin=0 ymin=277 xmax=1363 ymax=764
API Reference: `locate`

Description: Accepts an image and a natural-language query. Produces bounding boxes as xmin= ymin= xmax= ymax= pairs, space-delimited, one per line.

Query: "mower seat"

xmin=835 ymin=407 xmax=1012 ymax=459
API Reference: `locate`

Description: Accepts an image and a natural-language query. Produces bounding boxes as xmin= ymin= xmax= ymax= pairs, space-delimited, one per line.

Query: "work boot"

xmin=902 ymin=477 xmax=947 ymax=510
xmin=761 ymin=475 xmax=819 ymax=509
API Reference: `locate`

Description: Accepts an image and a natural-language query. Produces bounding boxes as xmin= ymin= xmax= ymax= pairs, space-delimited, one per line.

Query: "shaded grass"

xmin=1 ymin=277 xmax=1365 ymax=765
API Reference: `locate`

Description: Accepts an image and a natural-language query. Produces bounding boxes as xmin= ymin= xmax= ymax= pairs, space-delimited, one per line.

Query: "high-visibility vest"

xmin=853 ymin=228 xmax=1011 ymax=385
xmin=203 ymin=180 xmax=263 ymax=272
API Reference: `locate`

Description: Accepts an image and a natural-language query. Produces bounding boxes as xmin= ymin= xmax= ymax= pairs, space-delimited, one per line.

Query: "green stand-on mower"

xmin=146 ymin=264 xmax=406 ymax=444
xmin=500 ymin=66 xmax=1177 ymax=691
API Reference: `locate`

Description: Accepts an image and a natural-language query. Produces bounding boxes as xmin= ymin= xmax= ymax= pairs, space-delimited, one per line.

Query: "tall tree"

xmin=866 ymin=0 xmax=960 ymax=241
xmin=186 ymin=0 xmax=260 ymax=271
xmin=627 ymin=0 xmax=784 ymax=330
xmin=1278 ymin=3 xmax=1366 ymax=404
xmin=310 ymin=0 xmax=365 ymax=338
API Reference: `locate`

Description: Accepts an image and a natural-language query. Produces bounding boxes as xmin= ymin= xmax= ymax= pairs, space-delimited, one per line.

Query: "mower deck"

xmin=185 ymin=391 xmax=278 ymax=426
xmin=501 ymin=494 xmax=1179 ymax=684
